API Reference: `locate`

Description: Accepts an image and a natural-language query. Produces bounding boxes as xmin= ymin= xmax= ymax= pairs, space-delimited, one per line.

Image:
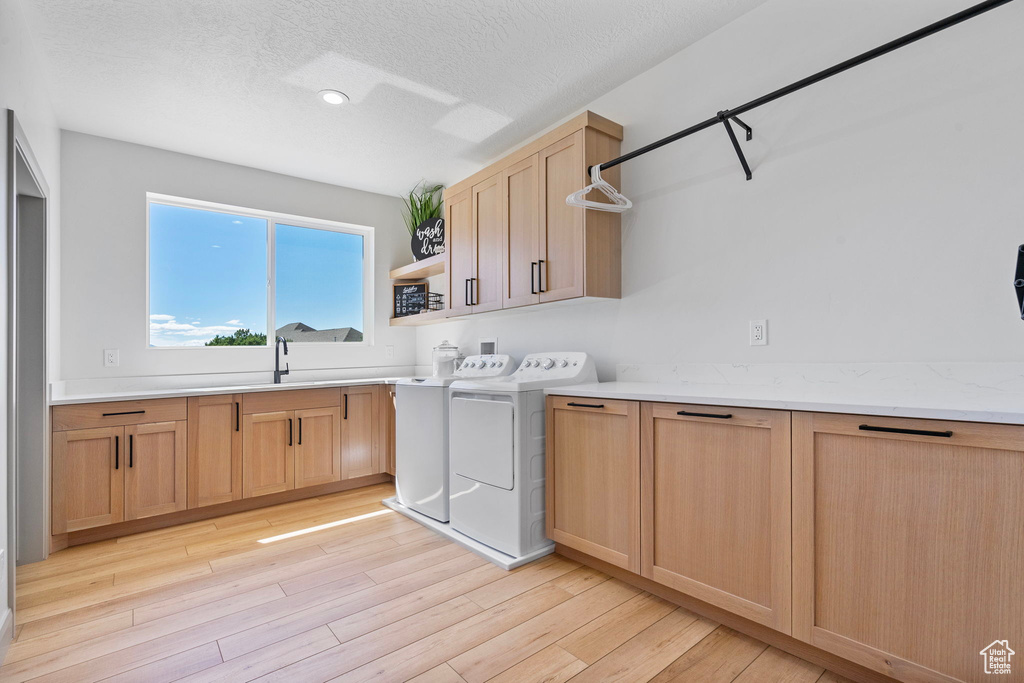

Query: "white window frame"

xmin=145 ymin=192 xmax=375 ymax=349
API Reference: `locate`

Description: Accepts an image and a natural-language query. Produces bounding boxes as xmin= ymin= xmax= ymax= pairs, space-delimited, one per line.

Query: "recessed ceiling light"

xmin=319 ymin=89 xmax=349 ymax=105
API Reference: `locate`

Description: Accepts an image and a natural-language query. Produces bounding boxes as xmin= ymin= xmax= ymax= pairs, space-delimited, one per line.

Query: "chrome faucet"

xmin=274 ymin=336 xmax=289 ymax=383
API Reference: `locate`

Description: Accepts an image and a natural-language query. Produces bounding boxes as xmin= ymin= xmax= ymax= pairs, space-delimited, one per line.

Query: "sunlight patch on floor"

xmin=257 ymin=508 xmax=394 ymax=544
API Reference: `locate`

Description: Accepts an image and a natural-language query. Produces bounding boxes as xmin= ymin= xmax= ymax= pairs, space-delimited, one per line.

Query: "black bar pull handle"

xmin=465 ymin=278 xmax=470 ymax=307
xmin=567 ymin=402 xmax=605 ymax=409
xmin=288 ymin=418 xmax=293 ymax=446
xmin=235 ymin=402 xmax=240 ymax=432
xmin=102 ymin=410 xmax=145 ymax=417
xmin=470 ymin=278 xmax=478 ymax=306
xmin=530 ymin=262 xmax=538 ymax=295
xmin=859 ymin=424 xmax=953 ymax=438
xmin=298 ymin=417 xmax=302 ymax=445
xmin=115 ymin=435 xmax=119 ymax=470
xmin=344 ymin=394 xmax=349 ymax=420
xmin=538 ymin=259 xmax=546 ymax=292
xmin=129 ymin=434 xmax=134 ymax=468
xmin=677 ymin=410 xmax=733 ymax=420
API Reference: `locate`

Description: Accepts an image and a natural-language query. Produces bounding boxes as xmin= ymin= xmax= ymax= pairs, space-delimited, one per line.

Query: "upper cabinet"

xmin=446 ymin=112 xmax=622 ymax=319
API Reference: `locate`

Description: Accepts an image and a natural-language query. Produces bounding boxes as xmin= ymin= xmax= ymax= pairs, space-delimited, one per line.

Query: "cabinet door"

xmin=294 ymin=406 xmax=342 ymax=488
xmin=187 ymin=394 xmax=242 ymax=508
xmin=471 ymin=175 xmax=503 ymax=313
xmin=52 ymin=427 xmax=124 ymax=533
xmin=500 ymin=154 xmax=540 ymax=309
xmin=382 ymin=385 xmax=397 ymax=476
xmin=124 ymin=421 xmax=188 ymax=521
xmin=793 ymin=412 xmax=1024 ymax=683
xmin=446 ymin=188 xmax=474 ymax=318
xmin=538 ymin=130 xmax=585 ymax=303
xmin=242 ymin=411 xmax=295 ymax=497
xmin=641 ymin=403 xmax=792 ymax=633
xmin=341 ymin=386 xmax=379 ymax=479
xmin=545 ymin=397 xmax=641 ymax=572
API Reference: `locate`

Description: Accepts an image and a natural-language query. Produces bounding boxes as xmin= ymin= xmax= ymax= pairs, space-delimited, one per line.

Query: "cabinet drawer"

xmin=547 ymin=395 xmax=634 ymax=416
xmin=53 ymin=398 xmax=187 ymax=431
xmin=242 ymin=388 xmax=342 ymax=414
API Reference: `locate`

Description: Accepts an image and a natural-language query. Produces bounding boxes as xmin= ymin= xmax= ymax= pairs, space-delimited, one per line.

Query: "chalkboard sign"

xmin=411 ymin=218 xmax=445 ymax=261
xmin=394 ymin=282 xmax=429 ymax=317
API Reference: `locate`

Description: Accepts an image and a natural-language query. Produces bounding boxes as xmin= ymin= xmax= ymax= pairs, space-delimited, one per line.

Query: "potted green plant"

xmin=402 ymin=182 xmax=445 ymax=261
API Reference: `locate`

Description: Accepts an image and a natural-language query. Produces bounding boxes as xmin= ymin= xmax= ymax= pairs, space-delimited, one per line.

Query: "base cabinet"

xmin=124 ymin=420 xmax=188 ymax=520
xmin=792 ymin=412 xmax=1024 ymax=683
xmin=187 ymin=394 xmax=242 ymax=508
xmin=341 ymin=386 xmax=379 ymax=480
xmin=545 ymin=397 xmax=641 ymax=572
xmin=52 ymin=427 xmax=124 ymax=533
xmin=242 ymin=411 xmax=295 ymax=498
xmin=641 ymin=402 xmax=791 ymax=633
xmin=294 ymin=406 xmax=342 ymax=488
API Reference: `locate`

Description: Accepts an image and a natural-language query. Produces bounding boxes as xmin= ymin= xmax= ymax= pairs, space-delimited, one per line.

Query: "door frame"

xmin=5 ymin=110 xmax=51 ymax=627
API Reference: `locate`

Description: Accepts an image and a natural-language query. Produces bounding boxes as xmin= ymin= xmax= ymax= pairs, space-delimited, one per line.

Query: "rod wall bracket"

xmin=719 ymin=111 xmax=753 ymax=181
xmin=1015 ymin=244 xmax=1024 ymax=319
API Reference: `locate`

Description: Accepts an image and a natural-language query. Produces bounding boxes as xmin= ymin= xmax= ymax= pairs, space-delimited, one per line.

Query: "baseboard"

xmin=0 ymin=606 xmax=12 ymax=665
xmin=56 ymin=474 xmax=393 ymax=548
xmin=555 ymin=545 xmax=899 ymax=683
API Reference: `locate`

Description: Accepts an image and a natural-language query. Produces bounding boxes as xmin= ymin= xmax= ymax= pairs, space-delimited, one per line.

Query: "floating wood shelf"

xmin=389 ymin=309 xmax=450 ymax=327
xmin=389 ymin=253 xmax=446 ymax=280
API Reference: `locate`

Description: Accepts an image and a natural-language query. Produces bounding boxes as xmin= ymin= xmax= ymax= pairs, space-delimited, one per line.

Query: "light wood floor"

xmin=3 ymin=483 xmax=853 ymax=682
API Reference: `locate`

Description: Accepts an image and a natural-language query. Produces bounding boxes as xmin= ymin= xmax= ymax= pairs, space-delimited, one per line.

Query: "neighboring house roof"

xmin=276 ymin=322 xmax=362 ymax=343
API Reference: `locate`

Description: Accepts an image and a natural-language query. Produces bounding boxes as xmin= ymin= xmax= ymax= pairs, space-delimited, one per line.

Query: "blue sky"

xmin=149 ymin=203 xmax=364 ymax=346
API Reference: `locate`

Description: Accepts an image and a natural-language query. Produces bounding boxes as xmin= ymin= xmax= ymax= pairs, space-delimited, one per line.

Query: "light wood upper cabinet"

xmin=471 ymin=175 xmax=503 ymax=314
xmin=444 ymin=111 xmax=623 ymax=319
xmin=641 ymin=402 xmax=792 ymax=633
xmin=52 ymin=427 xmax=124 ymax=533
xmin=538 ymin=130 xmax=585 ymax=302
xmin=124 ymin=420 xmax=188 ymax=521
xmin=187 ymin=394 xmax=242 ymax=508
xmin=545 ymin=397 xmax=641 ymax=572
xmin=294 ymin=406 xmax=342 ymax=488
xmin=792 ymin=412 xmax=1024 ymax=683
xmin=341 ymin=386 xmax=379 ymax=480
xmin=501 ymin=154 xmax=540 ymax=309
xmin=242 ymin=410 xmax=295 ymax=498
xmin=446 ymin=188 xmax=474 ymax=317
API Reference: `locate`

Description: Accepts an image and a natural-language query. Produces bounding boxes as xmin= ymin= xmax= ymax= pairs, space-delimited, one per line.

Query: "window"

xmin=147 ymin=194 xmax=373 ymax=347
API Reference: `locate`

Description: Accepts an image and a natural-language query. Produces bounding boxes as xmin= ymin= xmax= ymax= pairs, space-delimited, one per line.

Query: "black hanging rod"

xmin=589 ymin=0 xmax=1015 ymax=181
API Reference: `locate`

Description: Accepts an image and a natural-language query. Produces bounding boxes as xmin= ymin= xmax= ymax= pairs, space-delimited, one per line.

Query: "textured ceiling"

xmin=23 ymin=0 xmax=766 ymax=196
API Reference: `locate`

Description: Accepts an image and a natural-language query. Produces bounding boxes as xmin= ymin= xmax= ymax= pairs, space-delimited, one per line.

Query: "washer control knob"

xmin=542 ymin=358 xmax=555 ymax=370
xmin=496 ymin=361 xmax=503 ymax=368
xmin=465 ymin=361 xmax=476 ymax=369
xmin=559 ymin=359 xmax=569 ymax=368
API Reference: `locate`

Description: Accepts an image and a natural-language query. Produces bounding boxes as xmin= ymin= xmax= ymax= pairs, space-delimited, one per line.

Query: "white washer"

xmin=394 ymin=354 xmax=514 ymax=522
xmin=448 ymin=352 xmax=597 ymax=563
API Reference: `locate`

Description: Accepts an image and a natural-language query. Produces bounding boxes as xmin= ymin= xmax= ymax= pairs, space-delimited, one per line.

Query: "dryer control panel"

xmin=455 ymin=354 xmax=516 ymax=378
xmin=511 ymin=352 xmax=597 ymax=386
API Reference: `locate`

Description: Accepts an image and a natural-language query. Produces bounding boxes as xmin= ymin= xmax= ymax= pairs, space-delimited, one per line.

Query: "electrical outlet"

xmin=104 ymin=349 xmax=119 ymax=367
xmin=385 ymin=345 xmax=395 ymax=359
xmin=749 ymin=320 xmax=768 ymax=346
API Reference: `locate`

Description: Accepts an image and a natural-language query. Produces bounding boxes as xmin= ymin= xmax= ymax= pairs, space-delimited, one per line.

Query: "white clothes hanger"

xmin=566 ymin=164 xmax=632 ymax=213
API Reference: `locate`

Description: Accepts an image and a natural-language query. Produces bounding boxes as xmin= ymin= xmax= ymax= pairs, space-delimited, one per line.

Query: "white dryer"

xmin=395 ymin=355 xmax=515 ymax=522
xmin=448 ymin=353 xmax=597 ymax=563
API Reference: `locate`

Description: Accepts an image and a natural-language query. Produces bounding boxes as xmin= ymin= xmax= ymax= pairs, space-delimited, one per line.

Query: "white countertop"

xmin=50 ymin=376 xmax=408 ymax=406
xmin=545 ymin=381 xmax=1024 ymax=425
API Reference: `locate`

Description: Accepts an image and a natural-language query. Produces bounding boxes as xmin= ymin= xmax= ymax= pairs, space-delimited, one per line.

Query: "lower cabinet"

xmin=124 ymin=420 xmax=188 ymax=520
xmin=545 ymin=397 xmax=641 ymax=572
xmin=52 ymin=427 xmax=124 ymax=533
xmin=294 ymin=406 xmax=342 ymax=488
xmin=242 ymin=410 xmax=295 ymax=498
xmin=52 ymin=420 xmax=187 ymax=532
xmin=641 ymin=402 xmax=791 ymax=632
xmin=341 ymin=386 xmax=379 ymax=480
xmin=187 ymin=394 xmax=242 ymax=508
xmin=792 ymin=412 xmax=1024 ymax=683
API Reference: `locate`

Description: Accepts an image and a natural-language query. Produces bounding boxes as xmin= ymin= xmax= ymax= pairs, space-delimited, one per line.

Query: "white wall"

xmin=419 ymin=0 xmax=1024 ymax=379
xmin=0 ymin=0 xmax=61 ymax=637
xmin=60 ymin=132 xmax=417 ymax=384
